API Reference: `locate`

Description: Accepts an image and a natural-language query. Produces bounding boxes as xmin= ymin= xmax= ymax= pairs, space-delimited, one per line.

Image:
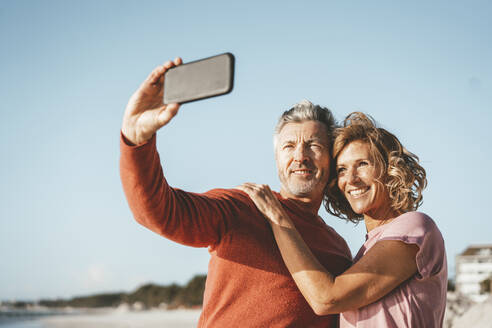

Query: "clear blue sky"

xmin=1 ymin=0 xmax=491 ymax=301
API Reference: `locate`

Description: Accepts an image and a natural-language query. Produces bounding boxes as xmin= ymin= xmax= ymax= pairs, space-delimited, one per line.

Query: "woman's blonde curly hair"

xmin=324 ymin=112 xmax=427 ymax=223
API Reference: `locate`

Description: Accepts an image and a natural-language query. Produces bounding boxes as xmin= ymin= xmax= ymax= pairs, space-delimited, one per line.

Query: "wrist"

xmin=121 ymin=124 xmax=138 ymax=145
xmin=122 ymin=118 xmax=152 ymax=146
xmin=268 ymin=208 xmax=291 ymax=227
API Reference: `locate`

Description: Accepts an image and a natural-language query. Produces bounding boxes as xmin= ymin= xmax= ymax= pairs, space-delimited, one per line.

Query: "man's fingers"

xmin=145 ymin=65 xmax=166 ymax=85
xmin=163 ymin=60 xmax=175 ymax=70
xmin=145 ymin=59 xmax=179 ymax=86
xmin=156 ymin=103 xmax=180 ymax=127
xmin=141 ymin=57 xmax=182 ymax=90
xmin=166 ymin=103 xmax=180 ymax=115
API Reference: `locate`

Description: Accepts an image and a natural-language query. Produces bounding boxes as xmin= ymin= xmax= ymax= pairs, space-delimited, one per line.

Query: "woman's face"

xmin=336 ymin=140 xmax=390 ymax=218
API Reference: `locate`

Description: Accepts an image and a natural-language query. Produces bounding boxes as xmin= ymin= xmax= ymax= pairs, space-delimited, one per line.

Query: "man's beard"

xmin=278 ymin=171 xmax=320 ymax=197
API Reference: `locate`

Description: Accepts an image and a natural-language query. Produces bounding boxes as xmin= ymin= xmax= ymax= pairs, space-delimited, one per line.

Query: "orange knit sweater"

xmin=120 ymin=134 xmax=352 ymax=327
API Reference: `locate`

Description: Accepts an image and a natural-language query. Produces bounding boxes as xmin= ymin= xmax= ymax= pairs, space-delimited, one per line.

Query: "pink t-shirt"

xmin=340 ymin=212 xmax=447 ymax=328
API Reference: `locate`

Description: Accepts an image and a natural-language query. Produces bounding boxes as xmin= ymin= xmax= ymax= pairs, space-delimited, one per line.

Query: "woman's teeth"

xmin=349 ymin=187 xmax=369 ymax=196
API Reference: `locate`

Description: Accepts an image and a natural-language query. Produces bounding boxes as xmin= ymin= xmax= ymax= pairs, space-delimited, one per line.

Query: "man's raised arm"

xmin=120 ymin=59 xmax=245 ymax=247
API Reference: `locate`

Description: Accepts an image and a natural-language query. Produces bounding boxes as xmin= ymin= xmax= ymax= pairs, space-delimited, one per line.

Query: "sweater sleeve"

xmin=119 ymin=132 xmax=242 ymax=248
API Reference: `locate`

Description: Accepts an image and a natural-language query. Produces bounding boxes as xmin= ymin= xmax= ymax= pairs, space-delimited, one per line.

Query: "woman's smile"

xmin=347 ymin=186 xmax=370 ymax=197
xmin=336 ymin=140 xmax=389 ymax=218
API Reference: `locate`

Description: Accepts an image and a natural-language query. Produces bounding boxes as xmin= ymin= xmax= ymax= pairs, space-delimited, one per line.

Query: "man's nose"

xmin=293 ymin=145 xmax=308 ymax=162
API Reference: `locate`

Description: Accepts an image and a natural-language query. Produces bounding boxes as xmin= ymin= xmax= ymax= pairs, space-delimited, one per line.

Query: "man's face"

xmin=275 ymin=121 xmax=331 ymax=202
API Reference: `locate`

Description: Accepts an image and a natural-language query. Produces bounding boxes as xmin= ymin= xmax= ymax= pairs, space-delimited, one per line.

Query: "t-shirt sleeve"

xmin=378 ymin=212 xmax=446 ymax=279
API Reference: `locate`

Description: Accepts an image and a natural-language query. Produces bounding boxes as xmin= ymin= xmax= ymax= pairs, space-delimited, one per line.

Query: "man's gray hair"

xmin=273 ymin=100 xmax=337 ymax=148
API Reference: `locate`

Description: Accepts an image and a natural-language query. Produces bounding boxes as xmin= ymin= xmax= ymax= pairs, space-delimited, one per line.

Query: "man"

xmin=120 ymin=58 xmax=352 ymax=327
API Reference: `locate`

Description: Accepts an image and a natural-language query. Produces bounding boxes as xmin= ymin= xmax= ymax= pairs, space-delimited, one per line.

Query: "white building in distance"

xmin=456 ymin=244 xmax=492 ymax=302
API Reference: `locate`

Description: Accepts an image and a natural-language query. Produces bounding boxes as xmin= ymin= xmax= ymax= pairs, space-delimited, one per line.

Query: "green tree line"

xmin=36 ymin=274 xmax=206 ymax=309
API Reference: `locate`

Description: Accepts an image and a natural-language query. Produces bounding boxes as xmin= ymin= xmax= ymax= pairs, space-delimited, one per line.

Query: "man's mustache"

xmin=289 ymin=164 xmax=315 ymax=171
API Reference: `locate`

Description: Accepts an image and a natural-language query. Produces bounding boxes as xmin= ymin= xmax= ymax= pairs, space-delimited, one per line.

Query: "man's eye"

xmin=283 ymin=144 xmax=294 ymax=149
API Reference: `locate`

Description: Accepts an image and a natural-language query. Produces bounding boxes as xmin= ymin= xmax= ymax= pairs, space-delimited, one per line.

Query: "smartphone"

xmin=163 ymin=53 xmax=235 ymax=104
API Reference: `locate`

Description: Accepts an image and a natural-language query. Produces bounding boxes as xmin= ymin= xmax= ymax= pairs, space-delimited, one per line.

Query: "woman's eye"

xmin=337 ymin=167 xmax=346 ymax=175
xmin=359 ymin=161 xmax=369 ymax=167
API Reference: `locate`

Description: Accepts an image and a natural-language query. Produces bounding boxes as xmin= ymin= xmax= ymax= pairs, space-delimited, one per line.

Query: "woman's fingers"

xmin=237 ymin=183 xmax=270 ymax=198
xmin=235 ymin=183 xmax=286 ymax=225
xmin=237 ymin=183 xmax=278 ymax=208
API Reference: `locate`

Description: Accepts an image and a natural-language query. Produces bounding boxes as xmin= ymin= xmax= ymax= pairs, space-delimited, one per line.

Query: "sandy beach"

xmin=39 ymin=309 xmax=201 ymax=328
xmin=38 ymin=295 xmax=491 ymax=328
xmin=2 ymin=294 xmax=492 ymax=328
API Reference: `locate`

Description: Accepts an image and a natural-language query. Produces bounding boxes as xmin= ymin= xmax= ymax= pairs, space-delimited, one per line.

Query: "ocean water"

xmin=0 ymin=310 xmax=57 ymax=328
xmin=0 ymin=320 xmax=45 ymax=328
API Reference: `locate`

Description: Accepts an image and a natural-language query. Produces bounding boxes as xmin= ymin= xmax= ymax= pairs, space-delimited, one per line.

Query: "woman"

xmin=237 ymin=112 xmax=447 ymax=327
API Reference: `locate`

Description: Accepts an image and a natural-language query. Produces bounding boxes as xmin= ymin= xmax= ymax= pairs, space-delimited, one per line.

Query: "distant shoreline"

xmin=1 ymin=274 xmax=207 ymax=314
xmin=1 ymin=308 xmax=201 ymax=328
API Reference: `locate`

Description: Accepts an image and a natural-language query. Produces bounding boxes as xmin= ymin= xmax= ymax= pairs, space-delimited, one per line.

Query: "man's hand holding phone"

xmin=122 ymin=53 xmax=234 ymax=145
xmin=122 ymin=57 xmax=182 ymax=146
